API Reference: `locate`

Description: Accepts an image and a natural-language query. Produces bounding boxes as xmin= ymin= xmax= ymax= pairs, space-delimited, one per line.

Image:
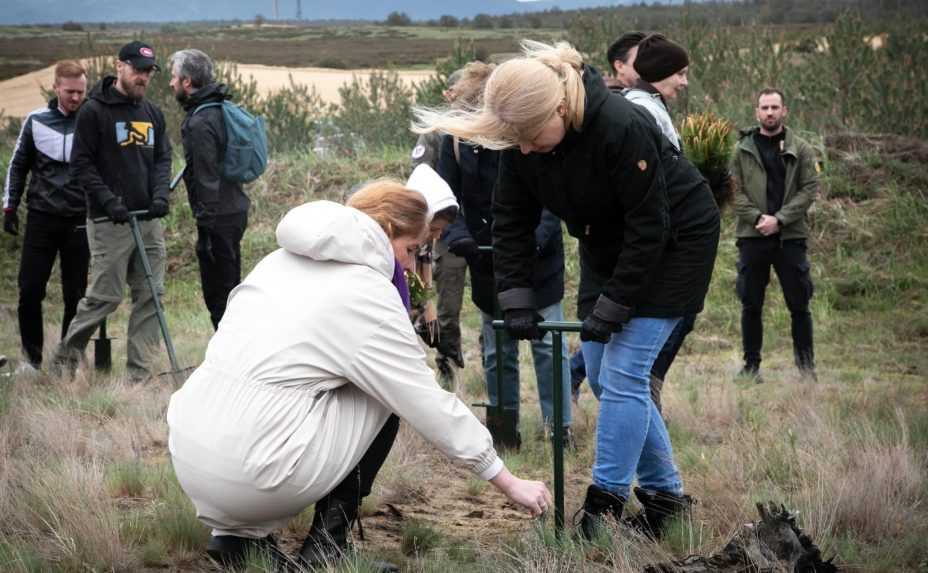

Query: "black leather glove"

xmin=580 ymin=295 xmax=632 ymax=343
xmin=103 ymin=197 xmax=130 ymax=224
xmin=503 ymin=308 xmax=544 ymax=341
xmin=3 ymin=209 xmax=18 ymax=236
xmin=448 ymin=237 xmax=480 ymax=259
xmin=147 ymin=197 xmax=170 ymax=219
xmin=196 ymin=231 xmax=215 ymax=264
xmin=707 ymin=168 xmax=734 ymax=209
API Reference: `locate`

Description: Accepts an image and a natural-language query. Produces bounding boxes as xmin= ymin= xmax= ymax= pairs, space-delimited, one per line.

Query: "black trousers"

xmin=17 ymin=211 xmax=90 ymax=367
xmin=324 ymin=414 xmax=400 ymax=505
xmin=736 ymin=237 xmax=815 ymax=370
xmin=197 ymin=212 xmax=247 ymax=330
xmin=651 ymin=313 xmax=697 ymax=381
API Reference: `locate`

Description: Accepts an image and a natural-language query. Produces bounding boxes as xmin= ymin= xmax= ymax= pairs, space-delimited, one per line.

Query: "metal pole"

xmin=552 ymin=329 xmax=565 ymax=535
xmin=491 ymin=319 xmax=581 ymax=535
xmin=128 ymin=214 xmax=182 ymax=385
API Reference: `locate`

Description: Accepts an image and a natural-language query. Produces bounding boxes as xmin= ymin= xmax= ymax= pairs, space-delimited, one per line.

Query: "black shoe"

xmin=737 ymin=363 xmax=763 ymax=384
xmin=207 ymin=534 xmax=286 ymax=570
xmin=624 ymin=487 xmax=695 ymax=540
xmin=576 ymin=484 xmax=626 ymax=541
xmin=298 ymin=496 xmax=398 ymax=572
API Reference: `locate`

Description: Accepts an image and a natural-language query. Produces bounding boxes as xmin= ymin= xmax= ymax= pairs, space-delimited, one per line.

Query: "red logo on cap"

xmin=140 ymin=47 xmax=154 ymax=57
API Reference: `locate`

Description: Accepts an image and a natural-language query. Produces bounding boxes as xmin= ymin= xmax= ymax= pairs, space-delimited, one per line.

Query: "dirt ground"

xmin=0 ymin=62 xmax=435 ymax=118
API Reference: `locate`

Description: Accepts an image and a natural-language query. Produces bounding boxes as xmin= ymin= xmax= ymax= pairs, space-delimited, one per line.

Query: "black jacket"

xmin=70 ymin=76 xmax=172 ymax=218
xmin=180 ymin=83 xmax=250 ymax=228
xmin=437 ymin=135 xmax=564 ymax=315
xmin=493 ymin=65 xmax=719 ymax=319
xmin=3 ymin=98 xmax=85 ymax=217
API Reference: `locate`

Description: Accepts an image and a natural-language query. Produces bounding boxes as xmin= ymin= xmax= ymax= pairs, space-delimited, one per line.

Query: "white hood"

xmin=276 ymin=200 xmax=394 ymax=279
xmin=406 ymin=164 xmax=458 ymax=221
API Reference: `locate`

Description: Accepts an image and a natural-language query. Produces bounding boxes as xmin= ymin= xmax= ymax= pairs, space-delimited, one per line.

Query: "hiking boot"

xmin=576 ymin=484 xmax=626 ymax=541
xmin=206 ymin=534 xmax=287 ymax=570
xmin=624 ymin=487 xmax=695 ymax=540
xmin=298 ymin=496 xmax=398 ymax=572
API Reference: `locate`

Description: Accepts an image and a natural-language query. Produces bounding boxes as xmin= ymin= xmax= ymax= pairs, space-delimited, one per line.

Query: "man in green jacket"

xmin=732 ymin=88 xmax=819 ymax=382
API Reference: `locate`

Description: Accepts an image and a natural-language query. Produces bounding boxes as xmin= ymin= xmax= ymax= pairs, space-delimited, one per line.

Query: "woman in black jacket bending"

xmin=415 ymin=40 xmax=719 ymax=540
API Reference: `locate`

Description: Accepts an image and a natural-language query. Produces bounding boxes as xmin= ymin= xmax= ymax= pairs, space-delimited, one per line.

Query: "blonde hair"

xmin=449 ymin=61 xmax=496 ymax=108
xmin=413 ymin=40 xmax=585 ymax=150
xmin=346 ymin=179 xmax=428 ymax=240
xmin=54 ymin=60 xmax=86 ymax=82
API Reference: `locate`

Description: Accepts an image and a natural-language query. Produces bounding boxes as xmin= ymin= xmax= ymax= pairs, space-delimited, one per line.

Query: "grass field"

xmin=0 ymin=11 xmax=927 ymax=572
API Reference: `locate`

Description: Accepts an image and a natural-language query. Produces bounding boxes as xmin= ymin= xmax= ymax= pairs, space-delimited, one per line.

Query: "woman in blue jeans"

xmin=414 ymin=40 xmax=719 ymax=540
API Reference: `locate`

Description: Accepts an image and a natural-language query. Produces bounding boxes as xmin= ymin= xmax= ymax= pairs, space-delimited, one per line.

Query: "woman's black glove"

xmin=580 ymin=295 xmax=631 ymax=343
xmin=448 ymin=237 xmax=480 ymax=259
xmin=147 ymin=197 xmax=170 ymax=219
xmin=503 ymin=308 xmax=544 ymax=341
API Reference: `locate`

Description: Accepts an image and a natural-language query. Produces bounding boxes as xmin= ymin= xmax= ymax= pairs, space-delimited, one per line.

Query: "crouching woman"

xmin=167 ymin=180 xmax=551 ymax=569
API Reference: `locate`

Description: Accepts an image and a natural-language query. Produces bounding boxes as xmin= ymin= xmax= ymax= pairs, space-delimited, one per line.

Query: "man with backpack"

xmin=169 ymin=49 xmax=254 ymax=330
xmin=52 ymin=41 xmax=172 ymax=381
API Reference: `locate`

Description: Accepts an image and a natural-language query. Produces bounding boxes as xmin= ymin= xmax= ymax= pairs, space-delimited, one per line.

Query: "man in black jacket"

xmin=3 ymin=60 xmax=89 ymax=371
xmin=52 ymin=41 xmax=172 ymax=381
xmin=169 ymin=49 xmax=250 ymax=330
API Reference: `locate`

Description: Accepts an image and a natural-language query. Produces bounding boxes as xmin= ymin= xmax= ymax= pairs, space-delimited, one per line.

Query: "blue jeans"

xmin=482 ymin=302 xmax=572 ymax=427
xmin=582 ymin=317 xmax=683 ymax=499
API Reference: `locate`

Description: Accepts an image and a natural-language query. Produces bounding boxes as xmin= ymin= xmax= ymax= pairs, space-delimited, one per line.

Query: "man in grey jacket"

xmin=169 ymin=49 xmax=250 ymax=330
xmin=3 ymin=60 xmax=89 ymax=371
xmin=731 ymin=88 xmax=819 ymax=382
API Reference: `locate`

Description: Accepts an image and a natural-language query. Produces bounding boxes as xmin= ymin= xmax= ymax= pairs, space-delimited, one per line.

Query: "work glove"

xmin=196 ymin=230 xmax=215 ymax=264
xmin=103 ymin=197 xmax=130 ymax=224
xmin=3 ymin=209 xmax=18 ymax=236
xmin=580 ymin=295 xmax=632 ymax=343
xmin=448 ymin=237 xmax=480 ymax=259
xmin=503 ymin=308 xmax=544 ymax=341
xmin=147 ymin=197 xmax=170 ymax=219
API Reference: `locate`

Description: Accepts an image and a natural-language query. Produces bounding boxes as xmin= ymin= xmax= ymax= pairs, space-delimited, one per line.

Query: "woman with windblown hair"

xmin=414 ymin=40 xmax=719 ymax=540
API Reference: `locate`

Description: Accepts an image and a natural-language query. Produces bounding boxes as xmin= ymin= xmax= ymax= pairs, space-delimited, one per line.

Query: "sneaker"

xmin=14 ymin=361 xmax=41 ymax=378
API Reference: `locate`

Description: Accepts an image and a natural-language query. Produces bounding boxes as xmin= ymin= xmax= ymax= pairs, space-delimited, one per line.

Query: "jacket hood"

xmin=406 ymin=163 xmax=458 ymax=221
xmin=184 ymin=83 xmax=230 ymax=112
xmin=276 ymin=201 xmax=394 ymax=279
xmin=88 ymin=76 xmax=138 ymax=106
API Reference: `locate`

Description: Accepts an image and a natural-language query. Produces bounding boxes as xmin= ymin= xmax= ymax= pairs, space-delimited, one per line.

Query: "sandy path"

xmin=0 ymin=62 xmax=435 ymax=118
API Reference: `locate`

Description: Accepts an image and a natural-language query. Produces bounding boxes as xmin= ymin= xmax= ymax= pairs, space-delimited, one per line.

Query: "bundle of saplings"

xmin=681 ymin=111 xmax=736 ymax=209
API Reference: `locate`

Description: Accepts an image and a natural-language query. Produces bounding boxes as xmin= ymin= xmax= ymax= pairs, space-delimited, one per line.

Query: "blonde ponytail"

xmin=412 ymin=40 xmax=587 ymax=150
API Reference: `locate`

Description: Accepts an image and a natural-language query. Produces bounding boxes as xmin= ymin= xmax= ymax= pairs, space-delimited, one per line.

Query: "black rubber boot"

xmin=626 ymin=487 xmax=695 ymax=540
xmin=206 ymin=534 xmax=285 ymax=570
xmin=298 ymin=496 xmax=398 ymax=572
xmin=577 ymin=484 xmax=626 ymax=541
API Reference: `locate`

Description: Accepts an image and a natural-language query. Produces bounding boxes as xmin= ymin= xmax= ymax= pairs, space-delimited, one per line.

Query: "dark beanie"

xmin=633 ymin=34 xmax=689 ymax=83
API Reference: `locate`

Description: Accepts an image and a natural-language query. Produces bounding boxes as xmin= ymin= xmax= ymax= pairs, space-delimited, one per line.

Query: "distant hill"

xmin=2 ymin=0 xmax=649 ymax=25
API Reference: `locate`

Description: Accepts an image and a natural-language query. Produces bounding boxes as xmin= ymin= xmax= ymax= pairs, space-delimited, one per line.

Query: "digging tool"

xmin=492 ymin=318 xmax=580 ymax=538
xmin=82 ymin=210 xmax=186 ymax=387
xmin=93 ymin=318 xmax=113 ymax=371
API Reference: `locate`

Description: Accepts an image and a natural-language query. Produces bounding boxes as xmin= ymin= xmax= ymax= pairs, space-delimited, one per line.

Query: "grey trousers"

xmin=55 ymin=218 xmax=166 ymax=377
xmin=432 ymin=238 xmax=467 ymax=363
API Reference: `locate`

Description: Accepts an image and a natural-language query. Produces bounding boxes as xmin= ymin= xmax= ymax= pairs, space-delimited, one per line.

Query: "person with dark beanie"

xmin=731 ymin=88 xmax=819 ymax=383
xmin=606 ymin=34 xmax=713 ymax=415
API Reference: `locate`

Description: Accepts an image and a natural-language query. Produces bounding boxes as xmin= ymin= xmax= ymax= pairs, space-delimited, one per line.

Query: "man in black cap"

xmin=52 ymin=41 xmax=173 ymax=381
xmin=169 ymin=49 xmax=250 ymax=330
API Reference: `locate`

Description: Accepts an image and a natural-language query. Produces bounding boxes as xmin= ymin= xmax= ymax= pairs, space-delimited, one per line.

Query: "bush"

xmin=333 ymin=70 xmax=415 ymax=150
xmin=61 ymin=21 xmax=83 ymax=32
xmin=386 ymin=11 xmax=412 ymax=26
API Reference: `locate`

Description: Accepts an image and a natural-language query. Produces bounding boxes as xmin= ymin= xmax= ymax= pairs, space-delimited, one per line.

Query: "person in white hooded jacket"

xmin=167 ymin=179 xmax=550 ymax=570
